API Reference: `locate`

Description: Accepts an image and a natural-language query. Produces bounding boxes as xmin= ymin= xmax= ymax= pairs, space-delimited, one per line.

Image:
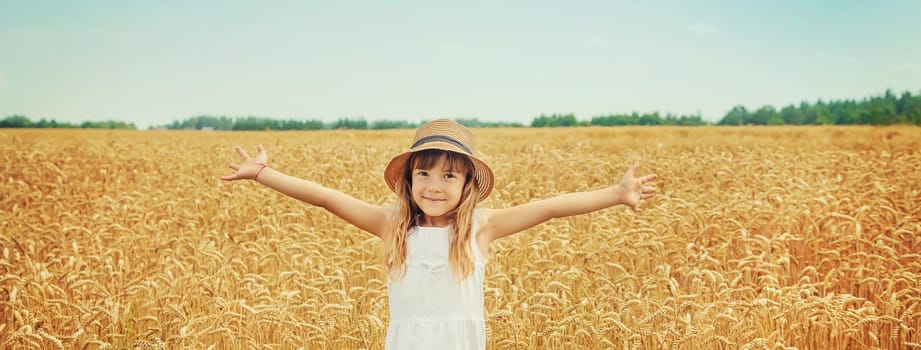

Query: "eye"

xmin=415 ymin=170 xmax=428 ymax=176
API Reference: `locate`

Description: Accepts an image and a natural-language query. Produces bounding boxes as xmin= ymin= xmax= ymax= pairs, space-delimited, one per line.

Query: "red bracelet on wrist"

xmin=254 ymin=163 xmax=268 ymax=181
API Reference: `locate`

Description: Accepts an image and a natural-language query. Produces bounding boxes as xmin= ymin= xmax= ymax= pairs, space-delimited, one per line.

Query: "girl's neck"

xmin=417 ymin=215 xmax=452 ymax=228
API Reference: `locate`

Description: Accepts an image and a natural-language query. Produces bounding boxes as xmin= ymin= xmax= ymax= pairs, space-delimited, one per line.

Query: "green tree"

xmin=0 ymin=115 xmax=33 ymax=128
xmin=332 ymin=117 xmax=368 ymax=129
xmin=751 ymin=106 xmax=778 ymax=125
xmin=718 ymin=106 xmax=749 ymax=125
xmin=639 ymin=112 xmax=661 ymax=125
xmin=372 ymin=119 xmax=415 ymax=129
xmin=532 ymin=114 xmax=578 ymax=127
xmin=867 ymin=94 xmax=898 ymax=124
xmin=779 ymin=105 xmax=803 ymax=125
xmin=806 ymin=103 xmax=834 ymax=125
xmin=899 ymin=91 xmax=921 ymax=124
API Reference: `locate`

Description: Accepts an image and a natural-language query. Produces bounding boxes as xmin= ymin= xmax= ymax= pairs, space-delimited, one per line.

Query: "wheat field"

xmin=1 ymin=126 xmax=919 ymax=349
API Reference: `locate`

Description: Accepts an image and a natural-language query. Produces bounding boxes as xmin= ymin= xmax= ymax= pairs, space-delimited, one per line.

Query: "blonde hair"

xmin=383 ymin=149 xmax=479 ymax=281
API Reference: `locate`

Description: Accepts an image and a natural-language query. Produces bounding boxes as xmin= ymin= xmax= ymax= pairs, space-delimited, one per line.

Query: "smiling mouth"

xmin=422 ymin=196 xmax=446 ymax=202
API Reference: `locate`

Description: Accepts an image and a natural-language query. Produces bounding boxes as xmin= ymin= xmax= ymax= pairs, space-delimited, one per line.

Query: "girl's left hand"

xmin=221 ymin=145 xmax=269 ymax=181
xmin=619 ymin=162 xmax=658 ymax=211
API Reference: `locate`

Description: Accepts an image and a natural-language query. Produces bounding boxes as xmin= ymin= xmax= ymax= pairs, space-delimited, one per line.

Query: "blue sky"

xmin=2 ymin=0 xmax=920 ymax=128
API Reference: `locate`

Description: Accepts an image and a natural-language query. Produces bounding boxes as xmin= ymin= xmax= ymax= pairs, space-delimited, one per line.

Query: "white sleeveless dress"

xmin=385 ymin=219 xmax=487 ymax=350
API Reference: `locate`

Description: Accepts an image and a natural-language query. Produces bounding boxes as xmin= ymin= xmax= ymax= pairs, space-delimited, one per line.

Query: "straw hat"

xmin=384 ymin=119 xmax=494 ymax=203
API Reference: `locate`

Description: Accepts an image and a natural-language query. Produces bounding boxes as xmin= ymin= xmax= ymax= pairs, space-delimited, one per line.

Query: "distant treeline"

xmin=3 ymin=90 xmax=919 ymax=130
xmin=0 ymin=115 xmax=137 ymax=129
xmin=156 ymin=116 xmax=524 ymax=130
xmin=151 ymin=89 xmax=921 ymax=129
xmin=717 ymin=89 xmax=921 ymax=126
xmin=532 ymin=113 xmax=707 ymax=127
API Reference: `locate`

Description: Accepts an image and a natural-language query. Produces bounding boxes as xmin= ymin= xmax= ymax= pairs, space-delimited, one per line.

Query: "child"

xmin=221 ymin=119 xmax=658 ymax=350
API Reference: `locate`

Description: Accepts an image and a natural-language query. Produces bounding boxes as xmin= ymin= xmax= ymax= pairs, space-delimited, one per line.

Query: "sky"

xmin=1 ymin=1 xmax=920 ymax=129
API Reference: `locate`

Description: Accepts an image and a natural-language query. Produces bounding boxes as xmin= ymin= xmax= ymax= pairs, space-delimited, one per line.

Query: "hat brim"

xmin=384 ymin=142 xmax=494 ymax=203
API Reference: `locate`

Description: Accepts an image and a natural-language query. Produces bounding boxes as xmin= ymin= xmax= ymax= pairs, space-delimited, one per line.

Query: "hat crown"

xmin=411 ymin=119 xmax=475 ymax=154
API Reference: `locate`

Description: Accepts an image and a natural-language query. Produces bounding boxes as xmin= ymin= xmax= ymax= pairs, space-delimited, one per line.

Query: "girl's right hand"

xmin=616 ymin=162 xmax=658 ymax=211
xmin=220 ymin=145 xmax=269 ymax=181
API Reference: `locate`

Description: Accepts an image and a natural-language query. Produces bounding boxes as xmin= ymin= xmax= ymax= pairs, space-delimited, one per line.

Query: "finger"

xmin=642 ymin=174 xmax=658 ymax=183
xmin=256 ymin=144 xmax=268 ymax=161
xmin=235 ymin=146 xmax=251 ymax=160
xmin=626 ymin=162 xmax=640 ymax=177
xmin=219 ymin=174 xmax=237 ymax=181
xmin=228 ymin=163 xmax=240 ymax=171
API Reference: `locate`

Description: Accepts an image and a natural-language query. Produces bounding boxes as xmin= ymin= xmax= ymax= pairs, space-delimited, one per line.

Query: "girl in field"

xmin=221 ymin=119 xmax=658 ymax=349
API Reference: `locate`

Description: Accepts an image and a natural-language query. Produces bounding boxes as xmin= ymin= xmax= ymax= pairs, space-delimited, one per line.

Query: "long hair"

xmin=383 ymin=149 xmax=479 ymax=281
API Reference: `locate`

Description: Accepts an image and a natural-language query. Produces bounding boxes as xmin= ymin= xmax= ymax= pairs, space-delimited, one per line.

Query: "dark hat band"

xmin=411 ymin=135 xmax=472 ymax=154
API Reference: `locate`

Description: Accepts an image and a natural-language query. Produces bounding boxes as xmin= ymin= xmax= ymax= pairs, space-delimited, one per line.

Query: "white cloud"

xmin=892 ymin=63 xmax=920 ymax=78
xmin=436 ymin=42 xmax=463 ymax=51
xmin=816 ymin=52 xmax=862 ymax=66
xmin=585 ymin=37 xmax=609 ymax=48
xmin=689 ymin=23 xmax=716 ymax=35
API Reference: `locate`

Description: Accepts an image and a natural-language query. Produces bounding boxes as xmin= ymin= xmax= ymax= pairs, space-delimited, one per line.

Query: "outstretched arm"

xmin=221 ymin=145 xmax=390 ymax=238
xmin=478 ymin=162 xmax=657 ymax=243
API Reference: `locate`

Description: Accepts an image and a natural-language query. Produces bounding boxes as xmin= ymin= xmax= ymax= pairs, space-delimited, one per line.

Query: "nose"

xmin=425 ymin=179 xmax=444 ymax=193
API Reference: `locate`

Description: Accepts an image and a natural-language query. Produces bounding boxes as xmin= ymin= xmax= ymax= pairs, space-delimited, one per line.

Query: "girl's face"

xmin=409 ymin=151 xmax=469 ymax=227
